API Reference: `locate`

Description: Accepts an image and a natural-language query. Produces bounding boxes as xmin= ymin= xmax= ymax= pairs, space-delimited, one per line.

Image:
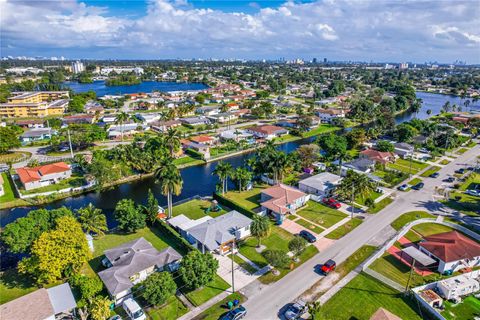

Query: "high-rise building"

xmin=312 ymin=58 xmax=317 ymax=63
xmin=72 ymin=61 xmax=85 ymax=74
xmin=323 ymin=58 xmax=327 ymax=63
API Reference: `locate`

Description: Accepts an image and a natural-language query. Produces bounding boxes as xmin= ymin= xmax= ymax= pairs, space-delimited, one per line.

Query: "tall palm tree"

xmin=115 ymin=111 xmax=129 ymax=142
xmin=163 ymin=128 xmax=181 ymax=157
xmin=155 ymin=161 xmax=183 ymax=219
xmin=271 ymin=152 xmax=289 ymax=183
xmin=212 ymin=161 xmax=233 ymax=195
xmin=251 ymin=215 xmax=271 ymax=247
xmin=76 ymin=203 xmax=108 ymax=237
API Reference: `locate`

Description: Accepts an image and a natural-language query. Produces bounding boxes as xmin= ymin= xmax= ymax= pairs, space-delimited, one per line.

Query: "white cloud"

xmin=1 ymin=0 xmax=479 ymax=62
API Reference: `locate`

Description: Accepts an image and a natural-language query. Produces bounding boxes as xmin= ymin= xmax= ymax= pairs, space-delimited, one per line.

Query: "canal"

xmin=1 ymin=92 xmax=478 ymax=227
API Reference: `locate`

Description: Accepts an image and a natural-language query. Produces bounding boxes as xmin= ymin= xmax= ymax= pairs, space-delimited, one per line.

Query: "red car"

xmin=321 ymin=259 xmax=336 ymax=274
xmin=322 ymin=197 xmax=341 ymax=209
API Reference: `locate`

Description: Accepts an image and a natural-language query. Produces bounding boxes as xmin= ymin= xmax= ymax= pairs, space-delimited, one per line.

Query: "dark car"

xmin=455 ymin=168 xmax=465 ymax=174
xmin=322 ymin=197 xmax=341 ymax=209
xmin=429 ymin=172 xmax=440 ymax=178
xmin=321 ymin=259 xmax=336 ymax=274
xmin=299 ymin=230 xmax=317 ymax=243
xmin=444 ymin=177 xmax=455 ymax=183
xmin=282 ymin=300 xmax=307 ymax=320
xmin=412 ymin=182 xmax=425 ymax=190
xmin=220 ymin=306 xmax=247 ymax=320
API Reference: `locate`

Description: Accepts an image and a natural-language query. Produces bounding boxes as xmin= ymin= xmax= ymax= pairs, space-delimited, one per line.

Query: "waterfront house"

xmin=316 ymin=108 xmax=346 ymax=123
xmin=207 ymin=112 xmax=238 ymax=124
xmin=15 ymin=162 xmax=71 ymax=191
xmin=393 ymin=142 xmax=415 ymax=159
xmin=260 ymin=184 xmax=309 ymax=223
xmin=98 ymin=237 xmax=181 ymax=305
xmin=219 ymin=129 xmax=253 ymax=142
xmin=189 ymin=135 xmax=217 ymax=145
xmin=298 ymin=172 xmax=343 ymax=198
xmin=180 ymin=116 xmax=210 ymax=126
xmin=20 ymin=128 xmax=54 ymax=143
xmin=360 ymin=148 xmax=396 ymax=164
xmin=0 ymin=283 xmax=76 ymax=320
xmin=246 ymin=125 xmax=288 ymax=140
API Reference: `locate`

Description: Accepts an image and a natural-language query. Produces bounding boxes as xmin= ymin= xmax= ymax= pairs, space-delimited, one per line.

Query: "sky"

xmin=1 ymin=0 xmax=479 ymax=63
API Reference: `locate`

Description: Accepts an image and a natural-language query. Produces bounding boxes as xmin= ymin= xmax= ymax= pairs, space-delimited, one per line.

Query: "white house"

xmin=437 ymin=275 xmax=480 ymax=300
xmin=394 ymin=142 xmax=415 ymax=159
xmin=98 ymin=237 xmax=181 ymax=305
xmin=15 ymin=162 xmax=72 ymax=191
xmin=316 ymin=108 xmax=346 ymax=123
xmin=298 ymin=172 xmax=343 ymax=198
xmin=207 ymin=112 xmax=238 ymax=124
xmin=418 ymin=231 xmax=480 ymax=273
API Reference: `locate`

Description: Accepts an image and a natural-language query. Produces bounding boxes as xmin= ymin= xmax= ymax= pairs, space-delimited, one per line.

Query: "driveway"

xmin=279 ymin=219 xmax=311 ymax=235
xmin=215 ymin=253 xmax=262 ymax=291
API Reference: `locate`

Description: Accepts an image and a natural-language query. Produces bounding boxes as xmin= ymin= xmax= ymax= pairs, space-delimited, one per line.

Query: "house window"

xmin=129 ymin=273 xmax=139 ymax=282
xmin=244 ymin=225 xmax=250 ymax=231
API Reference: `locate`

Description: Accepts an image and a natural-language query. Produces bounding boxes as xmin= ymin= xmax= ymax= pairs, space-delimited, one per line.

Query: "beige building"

xmin=0 ymin=91 xmax=69 ymax=118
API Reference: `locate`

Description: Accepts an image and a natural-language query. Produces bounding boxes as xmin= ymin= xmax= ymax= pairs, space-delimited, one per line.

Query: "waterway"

xmin=1 ymin=92 xmax=479 ymax=227
xmin=63 ymin=80 xmax=209 ymax=96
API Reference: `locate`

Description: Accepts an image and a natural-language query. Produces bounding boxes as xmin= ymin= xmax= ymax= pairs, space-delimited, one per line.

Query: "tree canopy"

xmin=142 ymin=272 xmax=177 ymax=306
xmin=114 ymin=199 xmax=146 ymax=233
xmin=178 ymin=250 xmax=219 ymax=291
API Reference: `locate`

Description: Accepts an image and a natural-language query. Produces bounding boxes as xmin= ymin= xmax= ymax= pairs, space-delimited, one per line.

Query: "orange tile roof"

xmin=190 ymin=135 xmax=214 ymax=143
xmin=261 ymin=184 xmax=306 ymax=214
xmin=16 ymin=162 xmax=70 ymax=184
xmin=419 ymin=231 xmax=480 ymax=262
xmin=248 ymin=125 xmax=285 ymax=135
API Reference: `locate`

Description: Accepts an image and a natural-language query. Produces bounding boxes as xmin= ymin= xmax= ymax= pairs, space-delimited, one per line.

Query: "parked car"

xmin=455 ymin=168 xmax=465 ymax=174
xmin=322 ymin=197 xmax=341 ymax=209
xmin=123 ymin=298 xmax=146 ymax=320
xmin=398 ymin=184 xmax=409 ymax=191
xmin=465 ymin=190 xmax=480 ymax=197
xmin=444 ymin=177 xmax=455 ymax=183
xmin=109 ymin=316 xmax=122 ymax=320
xmin=467 ymin=167 xmax=475 ymax=171
xmin=321 ymin=259 xmax=336 ymax=274
xmin=282 ymin=300 xmax=307 ymax=320
xmin=412 ymin=182 xmax=425 ymax=190
xmin=220 ymin=305 xmax=247 ymax=320
xmin=418 ymin=148 xmax=429 ymax=153
xmin=429 ymin=172 xmax=440 ymax=178
xmin=299 ymin=230 xmax=317 ymax=243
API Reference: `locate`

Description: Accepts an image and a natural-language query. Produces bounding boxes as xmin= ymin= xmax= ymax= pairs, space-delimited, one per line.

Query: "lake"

xmin=63 ymin=80 xmax=209 ymax=96
xmin=1 ymin=92 xmax=478 ymax=227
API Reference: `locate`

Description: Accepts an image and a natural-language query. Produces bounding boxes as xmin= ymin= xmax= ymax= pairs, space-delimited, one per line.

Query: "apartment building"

xmin=0 ymin=91 xmax=70 ymax=118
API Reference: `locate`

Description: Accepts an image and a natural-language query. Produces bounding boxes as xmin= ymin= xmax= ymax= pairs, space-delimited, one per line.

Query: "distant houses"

xmin=15 ymin=162 xmax=72 ymax=191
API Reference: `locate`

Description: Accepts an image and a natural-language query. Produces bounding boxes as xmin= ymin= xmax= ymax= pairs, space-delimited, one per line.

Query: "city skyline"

xmin=1 ymin=0 xmax=479 ymax=63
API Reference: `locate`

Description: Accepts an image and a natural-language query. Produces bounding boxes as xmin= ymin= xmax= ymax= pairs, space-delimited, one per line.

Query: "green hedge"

xmin=154 ymin=219 xmax=195 ymax=254
xmin=213 ymin=192 xmax=255 ymax=219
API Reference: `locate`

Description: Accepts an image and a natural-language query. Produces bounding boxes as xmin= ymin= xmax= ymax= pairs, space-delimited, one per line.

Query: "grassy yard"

xmin=258 ymin=245 xmax=318 ymax=284
xmin=0 ymin=173 xmax=16 ymax=203
xmin=295 ymin=218 xmax=324 ymax=234
xmin=387 ymin=158 xmax=428 ymax=175
xmin=0 ymin=269 xmax=39 ymax=304
xmin=223 ymin=186 xmax=265 ymax=211
xmin=0 ymin=151 xmax=31 ymax=163
xmin=172 ymin=199 xmax=231 ymax=219
xmin=316 ymin=273 xmax=424 ymax=320
xmin=408 ymin=178 xmax=423 ymax=186
xmin=366 ymin=197 xmax=393 ymax=214
xmin=444 ymin=173 xmax=480 ymax=215
xmin=238 ymin=226 xmax=294 ymax=268
xmin=192 ymin=292 xmax=246 ymax=320
xmin=296 ymin=201 xmax=348 ymax=229
xmin=420 ymin=166 xmax=442 ymax=177
xmin=324 ymin=218 xmax=363 ymax=240
xmin=228 ymin=254 xmax=258 ymax=274
xmin=443 ymin=295 xmax=480 ymax=320
xmin=456 ymin=147 xmax=468 ymax=154
xmin=411 ymin=223 xmax=454 ymax=237
xmin=183 ymin=274 xmax=230 ymax=307
xmin=19 ymin=175 xmax=86 ymax=195
xmin=336 ymin=245 xmax=377 ymax=277
xmin=147 ymin=296 xmax=189 ymax=320
xmin=173 ymin=156 xmax=204 ymax=167
xmin=355 ymin=190 xmax=382 ymax=206
xmin=302 ymin=124 xmax=340 ymax=138
xmin=439 ymin=159 xmax=450 ymax=165
xmin=390 ymin=211 xmax=434 ymax=230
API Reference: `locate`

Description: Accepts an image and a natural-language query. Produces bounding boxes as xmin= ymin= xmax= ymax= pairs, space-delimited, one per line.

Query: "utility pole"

xmin=231 ymin=238 xmax=236 ymax=293
xmin=67 ymin=129 xmax=74 ymax=158
xmin=405 ymin=259 xmax=416 ymax=292
xmin=350 ymin=184 xmax=355 ymax=219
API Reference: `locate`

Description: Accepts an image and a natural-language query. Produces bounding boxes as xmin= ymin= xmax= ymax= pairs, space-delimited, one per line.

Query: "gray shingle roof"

xmin=299 ymin=172 xmax=342 ymax=192
xmin=98 ymin=237 xmax=181 ymax=295
xmin=187 ymin=211 xmax=252 ymax=251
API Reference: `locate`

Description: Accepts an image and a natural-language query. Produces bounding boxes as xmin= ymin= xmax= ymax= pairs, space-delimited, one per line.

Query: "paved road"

xmin=243 ymin=143 xmax=480 ymax=320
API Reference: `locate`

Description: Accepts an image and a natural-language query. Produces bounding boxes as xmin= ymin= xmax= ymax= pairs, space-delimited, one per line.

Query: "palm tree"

xmin=271 ymin=152 xmax=289 ymax=183
xmin=464 ymin=99 xmax=470 ymax=112
xmin=154 ymin=161 xmax=183 ymax=219
xmin=115 ymin=111 xmax=129 ymax=141
xmin=76 ymin=203 xmax=108 ymax=237
xmin=212 ymin=161 xmax=233 ymax=195
xmin=251 ymin=215 xmax=271 ymax=247
xmin=233 ymin=167 xmax=253 ymax=191
xmin=163 ymin=128 xmax=181 ymax=157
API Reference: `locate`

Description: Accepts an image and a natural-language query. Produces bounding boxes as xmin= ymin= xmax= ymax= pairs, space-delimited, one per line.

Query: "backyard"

xmin=442 ymin=295 xmax=480 ymax=320
xmin=316 ymin=273 xmax=425 ymax=320
xmin=223 ymin=186 xmax=265 ymax=211
xmin=171 ymin=198 xmax=231 ymax=219
xmin=18 ymin=174 xmax=87 ymax=195
xmin=296 ymin=201 xmax=348 ymax=229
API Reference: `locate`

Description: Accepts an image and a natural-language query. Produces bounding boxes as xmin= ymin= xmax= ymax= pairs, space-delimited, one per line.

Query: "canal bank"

xmin=1 ymin=92 xmax=478 ymax=227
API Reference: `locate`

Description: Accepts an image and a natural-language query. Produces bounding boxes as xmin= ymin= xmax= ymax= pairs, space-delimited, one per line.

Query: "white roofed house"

xmin=298 ymin=172 xmax=343 ymax=198
xmin=97 ymin=237 xmax=181 ymax=305
xmin=107 ymin=123 xmax=148 ymax=139
xmin=393 ymin=142 xmax=415 ymax=159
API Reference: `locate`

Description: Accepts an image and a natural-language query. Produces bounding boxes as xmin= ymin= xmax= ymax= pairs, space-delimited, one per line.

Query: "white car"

xmin=123 ymin=298 xmax=146 ymax=320
xmin=465 ymin=190 xmax=480 ymax=197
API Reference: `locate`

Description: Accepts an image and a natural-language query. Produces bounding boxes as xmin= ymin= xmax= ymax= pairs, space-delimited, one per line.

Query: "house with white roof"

xmin=298 ymin=172 xmax=343 ymax=198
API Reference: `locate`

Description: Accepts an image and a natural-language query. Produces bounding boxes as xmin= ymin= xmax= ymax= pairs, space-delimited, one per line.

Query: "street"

xmin=242 ymin=143 xmax=480 ymax=320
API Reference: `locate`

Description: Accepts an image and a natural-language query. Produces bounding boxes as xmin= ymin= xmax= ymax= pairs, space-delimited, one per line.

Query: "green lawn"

xmin=183 ymin=274 xmax=230 ymax=307
xmin=0 ymin=173 xmax=15 ymax=203
xmin=370 ymin=253 xmax=441 ymax=288
xmin=335 ymin=245 xmax=377 ymax=277
xmin=295 ymin=218 xmax=324 ymax=234
xmin=296 ymin=201 xmax=348 ymax=229
xmin=0 ymin=269 xmax=39 ymax=304
xmin=228 ymin=254 xmax=258 ymax=274
xmin=411 ymin=223 xmax=454 ymax=237
xmin=443 ymin=295 xmax=480 ymax=320
xmin=302 ymin=124 xmax=340 ymax=138
xmin=390 ymin=211 xmax=434 ymax=230
xmin=90 ymin=225 xmax=187 ymax=272
xmin=172 ymin=199 xmax=230 ymax=219
xmin=173 ymin=156 xmax=204 ymax=167
xmin=443 ymin=173 xmax=480 ymax=215
xmin=456 ymin=147 xmax=468 ymax=154
xmin=355 ymin=190 xmax=382 ymax=206
xmin=0 ymin=151 xmax=30 ymax=163
xmin=317 ymin=273 xmax=424 ymax=320
xmin=258 ymin=245 xmax=318 ymax=284
xmin=19 ymin=175 xmax=86 ymax=195
xmin=366 ymin=197 xmax=394 ymax=214
xmin=325 ymin=218 xmax=363 ymax=240
xmin=439 ymin=159 xmax=451 ymax=165
xmin=408 ymin=178 xmax=423 ymax=186
xmin=147 ymin=296 xmax=189 ymax=320
xmin=192 ymin=292 xmax=246 ymax=320
xmin=223 ymin=186 xmax=265 ymax=211
xmin=387 ymin=158 xmax=428 ymax=175
xmin=420 ymin=166 xmax=442 ymax=177
xmin=238 ymin=226 xmax=294 ymax=268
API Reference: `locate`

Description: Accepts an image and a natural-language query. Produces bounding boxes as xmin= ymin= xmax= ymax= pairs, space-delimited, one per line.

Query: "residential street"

xmin=242 ymin=143 xmax=480 ymax=320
